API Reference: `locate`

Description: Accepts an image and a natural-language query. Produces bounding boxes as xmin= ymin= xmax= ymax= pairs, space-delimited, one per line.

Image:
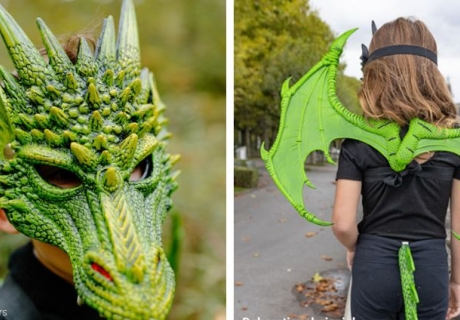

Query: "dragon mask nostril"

xmin=91 ymin=262 xmax=113 ymax=281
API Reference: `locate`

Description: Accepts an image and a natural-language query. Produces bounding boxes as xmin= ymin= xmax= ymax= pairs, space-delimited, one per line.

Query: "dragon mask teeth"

xmin=0 ymin=0 xmax=179 ymax=319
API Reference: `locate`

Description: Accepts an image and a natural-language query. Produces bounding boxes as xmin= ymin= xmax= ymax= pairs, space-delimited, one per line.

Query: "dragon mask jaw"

xmin=0 ymin=0 xmax=179 ymax=318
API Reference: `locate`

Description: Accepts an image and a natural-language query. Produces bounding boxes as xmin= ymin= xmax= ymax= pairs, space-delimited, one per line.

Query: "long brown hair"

xmin=359 ymin=17 xmax=458 ymax=128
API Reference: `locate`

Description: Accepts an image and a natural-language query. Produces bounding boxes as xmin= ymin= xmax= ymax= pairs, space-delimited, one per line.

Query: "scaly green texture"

xmin=261 ymin=28 xmax=460 ymax=226
xmin=0 ymin=1 xmax=179 ymax=319
xmin=399 ymin=242 xmax=419 ymax=320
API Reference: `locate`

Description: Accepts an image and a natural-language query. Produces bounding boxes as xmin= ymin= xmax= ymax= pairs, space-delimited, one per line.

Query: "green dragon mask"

xmin=0 ymin=0 xmax=178 ymax=318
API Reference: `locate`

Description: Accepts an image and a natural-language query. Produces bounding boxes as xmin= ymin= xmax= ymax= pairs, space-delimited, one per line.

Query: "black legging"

xmin=351 ymin=234 xmax=448 ymax=320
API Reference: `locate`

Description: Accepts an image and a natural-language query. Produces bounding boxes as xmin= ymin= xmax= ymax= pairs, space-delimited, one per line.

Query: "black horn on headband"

xmin=360 ymin=21 xmax=437 ymax=67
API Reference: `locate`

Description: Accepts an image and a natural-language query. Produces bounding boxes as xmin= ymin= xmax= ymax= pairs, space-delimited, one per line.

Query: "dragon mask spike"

xmin=0 ymin=4 xmax=47 ymax=86
xmin=36 ymin=18 xmax=73 ymax=75
xmin=95 ymin=16 xmax=116 ymax=69
xmin=116 ymin=0 xmax=141 ymax=79
xmin=76 ymin=37 xmax=97 ymax=76
xmin=0 ymin=86 xmax=14 ymax=158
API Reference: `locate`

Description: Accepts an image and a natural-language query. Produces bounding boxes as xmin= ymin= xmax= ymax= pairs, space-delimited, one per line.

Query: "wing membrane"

xmin=261 ymin=28 xmax=391 ymax=225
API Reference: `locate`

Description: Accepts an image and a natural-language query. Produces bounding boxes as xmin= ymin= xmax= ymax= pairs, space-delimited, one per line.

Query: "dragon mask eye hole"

xmin=35 ymin=165 xmax=82 ymax=189
xmin=130 ymin=156 xmax=153 ymax=182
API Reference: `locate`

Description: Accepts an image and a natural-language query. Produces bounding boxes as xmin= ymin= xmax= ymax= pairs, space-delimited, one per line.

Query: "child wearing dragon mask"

xmin=332 ymin=17 xmax=460 ymax=319
xmin=0 ymin=0 xmax=179 ymax=319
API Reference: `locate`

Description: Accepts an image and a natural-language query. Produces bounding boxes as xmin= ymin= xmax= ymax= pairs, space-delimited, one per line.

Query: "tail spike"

xmin=116 ymin=0 xmax=141 ymax=79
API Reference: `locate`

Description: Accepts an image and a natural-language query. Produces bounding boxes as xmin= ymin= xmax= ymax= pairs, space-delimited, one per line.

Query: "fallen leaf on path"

xmin=287 ymin=314 xmax=297 ymax=318
xmin=235 ymin=281 xmax=243 ymax=286
xmin=253 ymin=253 xmax=260 ymax=257
xmin=321 ymin=255 xmax=333 ymax=261
xmin=312 ymin=272 xmax=323 ymax=282
xmin=322 ymin=303 xmax=339 ymax=312
xmin=296 ymin=276 xmax=346 ymax=318
xmin=295 ymin=284 xmax=305 ymax=292
xmin=305 ymin=232 xmax=317 ymax=238
xmin=298 ymin=315 xmax=309 ymax=320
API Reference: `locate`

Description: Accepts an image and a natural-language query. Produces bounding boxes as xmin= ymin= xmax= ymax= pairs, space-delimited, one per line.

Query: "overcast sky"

xmin=309 ymin=0 xmax=460 ymax=101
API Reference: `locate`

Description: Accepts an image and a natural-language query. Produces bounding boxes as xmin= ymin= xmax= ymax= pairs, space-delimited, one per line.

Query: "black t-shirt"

xmin=0 ymin=242 xmax=102 ymax=320
xmin=336 ymin=139 xmax=460 ymax=240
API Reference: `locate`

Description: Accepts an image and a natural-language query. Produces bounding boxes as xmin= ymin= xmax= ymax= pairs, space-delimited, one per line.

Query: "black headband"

xmin=361 ymin=44 xmax=438 ymax=66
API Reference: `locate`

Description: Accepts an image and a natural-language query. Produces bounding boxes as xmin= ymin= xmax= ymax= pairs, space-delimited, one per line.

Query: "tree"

xmin=235 ymin=0 xmax=361 ymax=157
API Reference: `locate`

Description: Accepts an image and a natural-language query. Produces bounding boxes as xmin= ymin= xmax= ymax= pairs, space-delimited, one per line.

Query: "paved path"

xmin=234 ymin=161 xmax=350 ymax=320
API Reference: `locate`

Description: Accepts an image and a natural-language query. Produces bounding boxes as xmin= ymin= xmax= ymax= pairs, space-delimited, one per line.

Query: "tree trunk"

xmin=244 ymin=128 xmax=251 ymax=158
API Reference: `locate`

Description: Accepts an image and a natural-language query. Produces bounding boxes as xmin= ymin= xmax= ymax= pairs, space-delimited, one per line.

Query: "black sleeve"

xmin=454 ymin=166 xmax=460 ymax=180
xmin=336 ymin=139 xmax=363 ymax=181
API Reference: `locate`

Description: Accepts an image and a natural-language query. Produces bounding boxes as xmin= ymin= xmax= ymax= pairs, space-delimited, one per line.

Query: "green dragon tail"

xmin=398 ymin=242 xmax=419 ymax=320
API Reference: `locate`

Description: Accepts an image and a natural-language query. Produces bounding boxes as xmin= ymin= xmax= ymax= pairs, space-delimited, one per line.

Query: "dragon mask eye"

xmin=35 ymin=165 xmax=82 ymax=189
xmin=130 ymin=156 xmax=152 ymax=181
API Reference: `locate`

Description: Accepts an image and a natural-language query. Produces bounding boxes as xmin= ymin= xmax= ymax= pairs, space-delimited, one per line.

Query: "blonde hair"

xmin=359 ymin=17 xmax=458 ymax=128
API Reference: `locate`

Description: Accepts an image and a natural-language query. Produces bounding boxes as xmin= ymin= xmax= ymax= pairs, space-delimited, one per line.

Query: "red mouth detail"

xmin=91 ymin=262 xmax=113 ymax=281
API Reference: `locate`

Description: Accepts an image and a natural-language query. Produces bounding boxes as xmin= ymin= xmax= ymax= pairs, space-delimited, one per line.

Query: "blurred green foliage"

xmin=0 ymin=0 xmax=225 ymax=319
xmin=234 ymin=0 xmax=361 ymax=156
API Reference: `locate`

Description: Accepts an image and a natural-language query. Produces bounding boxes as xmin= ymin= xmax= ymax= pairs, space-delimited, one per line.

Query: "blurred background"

xmin=0 ymin=0 xmax=226 ymax=319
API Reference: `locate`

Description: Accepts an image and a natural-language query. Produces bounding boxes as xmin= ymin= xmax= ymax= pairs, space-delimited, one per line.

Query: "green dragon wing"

xmin=261 ymin=29 xmax=399 ymax=226
xmin=261 ymin=28 xmax=460 ymax=226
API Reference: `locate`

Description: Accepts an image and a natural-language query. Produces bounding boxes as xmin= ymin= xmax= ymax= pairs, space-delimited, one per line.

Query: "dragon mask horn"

xmin=36 ymin=18 xmax=73 ymax=75
xmin=0 ymin=4 xmax=47 ymax=86
xmin=96 ymin=16 xmax=116 ymax=70
xmin=116 ymin=0 xmax=141 ymax=80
